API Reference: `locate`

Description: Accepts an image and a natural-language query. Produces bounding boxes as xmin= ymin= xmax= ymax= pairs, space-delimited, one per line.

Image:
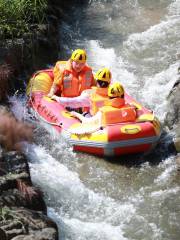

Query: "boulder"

xmin=0 ymin=207 xmax=58 ymax=240
xmin=0 ymin=151 xmax=58 ymax=239
xmin=176 ymin=154 xmax=180 ymax=171
xmin=165 ymin=68 xmax=180 ymax=152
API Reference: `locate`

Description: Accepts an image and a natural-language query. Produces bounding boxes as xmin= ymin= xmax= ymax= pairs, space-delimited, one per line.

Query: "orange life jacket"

xmin=100 ymin=99 xmax=137 ymax=126
xmin=53 ymin=60 xmax=94 ymax=97
xmin=90 ymin=87 xmax=109 ymax=115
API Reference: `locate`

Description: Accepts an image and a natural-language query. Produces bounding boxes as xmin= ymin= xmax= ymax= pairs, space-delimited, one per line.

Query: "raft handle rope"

xmin=28 ymin=73 xmax=67 ymax=129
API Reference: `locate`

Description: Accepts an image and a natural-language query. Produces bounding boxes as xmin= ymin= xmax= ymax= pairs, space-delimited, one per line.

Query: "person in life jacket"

xmin=69 ymin=82 xmax=136 ymax=128
xmin=51 ymin=67 xmax=112 ymax=115
xmin=47 ymin=49 xmax=95 ymax=98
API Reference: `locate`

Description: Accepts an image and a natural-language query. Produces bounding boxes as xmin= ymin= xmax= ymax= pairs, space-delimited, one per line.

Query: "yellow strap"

xmin=137 ymin=114 xmax=154 ymax=122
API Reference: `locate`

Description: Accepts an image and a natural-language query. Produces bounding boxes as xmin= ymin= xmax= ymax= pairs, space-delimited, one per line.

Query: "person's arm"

xmin=71 ymin=110 xmax=102 ymax=124
xmin=47 ymin=83 xmax=58 ymax=97
xmin=69 ymin=111 xmax=102 ymax=135
xmin=51 ymin=93 xmax=91 ymax=108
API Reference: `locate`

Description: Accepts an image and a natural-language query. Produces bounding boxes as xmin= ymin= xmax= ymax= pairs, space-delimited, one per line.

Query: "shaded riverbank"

xmin=0 ymin=0 xmax=88 ymax=95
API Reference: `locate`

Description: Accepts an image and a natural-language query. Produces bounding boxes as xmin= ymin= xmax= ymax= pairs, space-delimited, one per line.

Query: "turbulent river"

xmin=11 ymin=0 xmax=180 ymax=239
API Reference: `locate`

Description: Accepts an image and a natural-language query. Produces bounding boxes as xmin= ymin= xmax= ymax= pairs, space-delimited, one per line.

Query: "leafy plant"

xmin=0 ymin=0 xmax=48 ymax=40
xmin=0 ymin=207 xmax=12 ymax=221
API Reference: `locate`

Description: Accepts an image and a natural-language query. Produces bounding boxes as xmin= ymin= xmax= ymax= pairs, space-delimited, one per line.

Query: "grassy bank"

xmin=0 ymin=0 xmax=47 ymax=40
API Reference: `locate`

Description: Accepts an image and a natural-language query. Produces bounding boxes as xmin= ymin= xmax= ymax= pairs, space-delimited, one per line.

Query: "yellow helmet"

xmin=71 ymin=49 xmax=87 ymax=63
xmin=94 ymin=68 xmax=112 ymax=83
xmin=108 ymin=82 xmax=124 ymax=98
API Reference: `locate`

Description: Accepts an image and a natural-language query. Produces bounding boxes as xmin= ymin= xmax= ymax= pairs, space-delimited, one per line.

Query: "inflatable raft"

xmin=26 ymin=69 xmax=161 ymax=157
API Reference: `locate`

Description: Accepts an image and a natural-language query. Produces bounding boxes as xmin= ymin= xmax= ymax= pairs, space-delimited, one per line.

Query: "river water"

xmin=11 ymin=0 xmax=180 ymax=239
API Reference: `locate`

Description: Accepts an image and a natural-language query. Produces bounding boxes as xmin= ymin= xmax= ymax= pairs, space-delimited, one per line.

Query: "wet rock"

xmin=0 ymin=219 xmax=27 ymax=239
xmin=0 ymin=187 xmax=45 ymax=212
xmin=0 ymin=151 xmax=46 ymax=212
xmin=165 ymin=78 xmax=180 ymax=129
xmin=0 ymin=207 xmax=58 ymax=240
xmin=1 ymin=151 xmax=30 ymax=176
xmin=165 ymin=70 xmax=180 ymax=152
xmin=12 ymin=227 xmax=57 ymax=240
xmin=0 ymin=227 xmax=7 ymax=240
xmin=174 ymin=137 xmax=180 ymax=153
xmin=0 ymin=63 xmax=12 ymax=103
xmin=176 ymin=155 xmax=180 ymax=171
xmin=0 ymin=150 xmax=58 ymax=239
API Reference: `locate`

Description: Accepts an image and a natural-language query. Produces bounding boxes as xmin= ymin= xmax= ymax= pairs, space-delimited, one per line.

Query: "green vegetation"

xmin=0 ymin=0 xmax=48 ymax=40
xmin=0 ymin=207 xmax=12 ymax=221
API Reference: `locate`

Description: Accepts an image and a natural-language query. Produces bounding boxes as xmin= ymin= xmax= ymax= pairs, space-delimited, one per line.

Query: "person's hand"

xmin=51 ymin=95 xmax=57 ymax=101
xmin=47 ymin=93 xmax=53 ymax=98
xmin=69 ymin=111 xmax=77 ymax=117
